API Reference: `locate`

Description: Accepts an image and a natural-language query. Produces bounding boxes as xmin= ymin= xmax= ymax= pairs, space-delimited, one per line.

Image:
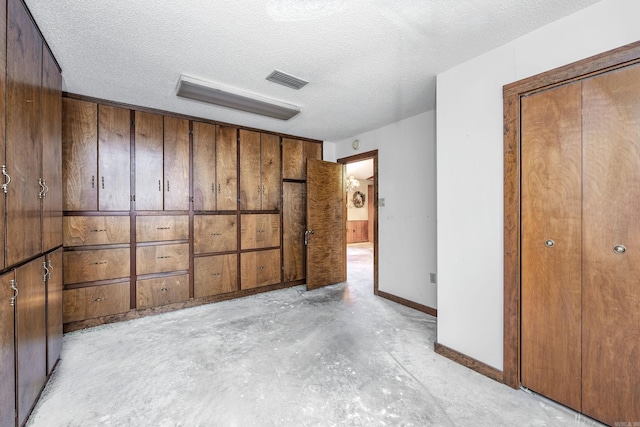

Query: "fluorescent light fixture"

xmin=176 ymin=74 xmax=301 ymax=120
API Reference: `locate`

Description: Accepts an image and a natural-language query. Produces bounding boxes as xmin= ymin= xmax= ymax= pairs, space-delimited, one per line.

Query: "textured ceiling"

xmin=27 ymin=0 xmax=601 ymax=142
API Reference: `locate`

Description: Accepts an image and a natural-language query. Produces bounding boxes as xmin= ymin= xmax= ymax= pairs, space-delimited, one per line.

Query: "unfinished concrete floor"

xmin=27 ymin=243 xmax=604 ymax=426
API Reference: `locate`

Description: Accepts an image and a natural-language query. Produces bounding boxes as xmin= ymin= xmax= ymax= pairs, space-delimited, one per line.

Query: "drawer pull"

xmin=257 ymin=230 xmax=265 ymax=233
xmin=159 ymin=180 xmax=161 ymax=191
xmin=156 ymin=227 xmax=171 ymax=230
xmin=212 ymin=273 xmax=221 ymax=277
xmin=257 ymin=266 xmax=265 ymax=270
xmin=157 ymin=256 xmax=172 ymax=259
xmin=218 ymin=183 xmax=221 ymax=194
xmin=90 ymin=229 xmax=106 ymax=233
xmin=159 ymin=287 xmax=171 ymax=292
xmin=90 ymin=297 xmax=106 ymax=303
xmin=212 ymin=183 xmax=215 ymax=193
xmin=90 ymin=261 xmax=108 ymax=265
xmin=211 ymin=232 xmax=222 ymax=236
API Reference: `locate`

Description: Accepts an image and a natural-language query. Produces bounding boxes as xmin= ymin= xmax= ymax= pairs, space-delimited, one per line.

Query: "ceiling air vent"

xmin=266 ymin=70 xmax=308 ymax=90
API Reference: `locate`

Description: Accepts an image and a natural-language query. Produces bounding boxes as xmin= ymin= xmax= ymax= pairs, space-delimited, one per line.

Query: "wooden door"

xmin=42 ymin=47 xmax=63 ymax=252
xmin=0 ymin=0 xmax=6 ymax=270
xmin=163 ymin=117 xmax=189 ymax=211
xmin=193 ymin=121 xmax=216 ymax=211
xmin=62 ymin=98 xmax=98 ymax=211
xmin=303 ymin=141 xmax=322 ymax=178
xmin=134 ymin=111 xmax=163 ymax=211
xmin=98 ymin=105 xmax=130 ymax=211
xmin=581 ymin=65 xmax=640 ymax=425
xmin=216 ymin=125 xmax=237 ymax=211
xmin=283 ymin=182 xmax=305 ymax=282
xmin=282 ymin=138 xmax=303 ymax=180
xmin=15 ymin=256 xmax=46 ymax=427
xmin=261 ymin=133 xmax=281 ymax=210
xmin=6 ymin=0 xmax=43 ymax=266
xmin=0 ymin=270 xmax=15 ymax=427
xmin=306 ymin=160 xmax=345 ymax=290
xmin=46 ymin=248 xmax=63 ymax=375
xmin=239 ymin=129 xmax=261 ymax=210
xmin=520 ymin=83 xmax=583 ymax=411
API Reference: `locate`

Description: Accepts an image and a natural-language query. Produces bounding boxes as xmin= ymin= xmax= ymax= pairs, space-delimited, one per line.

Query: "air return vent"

xmin=266 ymin=70 xmax=308 ymax=90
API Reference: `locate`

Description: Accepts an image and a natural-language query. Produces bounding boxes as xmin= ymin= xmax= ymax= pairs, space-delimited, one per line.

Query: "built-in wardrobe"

xmin=0 ymin=0 xmax=63 ymax=426
xmin=504 ymin=42 xmax=640 ymax=426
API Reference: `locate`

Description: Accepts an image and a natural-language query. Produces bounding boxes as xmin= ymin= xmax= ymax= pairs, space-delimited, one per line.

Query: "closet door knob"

xmin=613 ymin=245 xmax=626 ymax=254
xmin=544 ymin=239 xmax=555 ymax=248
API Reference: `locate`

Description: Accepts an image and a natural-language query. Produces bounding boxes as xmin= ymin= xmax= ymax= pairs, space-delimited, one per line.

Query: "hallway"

xmin=27 ymin=244 xmax=602 ymax=426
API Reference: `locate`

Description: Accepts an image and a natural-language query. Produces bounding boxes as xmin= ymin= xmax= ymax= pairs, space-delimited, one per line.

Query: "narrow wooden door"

xmin=0 ymin=0 xmax=6 ymax=270
xmin=134 ymin=111 xmax=164 ymax=211
xmin=6 ymin=0 xmax=43 ymax=266
xmin=520 ymin=83 xmax=583 ymax=411
xmin=216 ymin=125 xmax=237 ymax=211
xmin=261 ymin=133 xmax=281 ymax=210
xmin=306 ymin=160 xmax=345 ymax=290
xmin=98 ymin=105 xmax=130 ymax=211
xmin=282 ymin=138 xmax=304 ymax=180
xmin=62 ymin=98 xmax=98 ymax=211
xmin=239 ymin=129 xmax=261 ymax=210
xmin=581 ymin=65 xmax=640 ymax=425
xmin=163 ymin=117 xmax=189 ymax=211
xmin=0 ymin=270 xmax=15 ymax=427
xmin=16 ymin=256 xmax=46 ymax=427
xmin=283 ymin=182 xmax=305 ymax=282
xmin=42 ymin=47 xmax=63 ymax=252
xmin=193 ymin=121 xmax=216 ymax=211
xmin=46 ymin=248 xmax=63 ymax=375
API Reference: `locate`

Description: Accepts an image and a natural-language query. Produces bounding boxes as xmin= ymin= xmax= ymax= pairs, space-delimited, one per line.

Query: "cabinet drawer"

xmin=194 ymin=215 xmax=237 ymax=254
xmin=136 ymin=243 xmax=189 ymax=275
xmin=63 ymin=216 xmax=130 ymax=246
xmin=136 ymin=215 xmax=189 ymax=242
xmin=63 ymin=248 xmax=130 ymax=284
xmin=136 ymin=274 xmax=189 ymax=309
xmin=241 ymin=249 xmax=281 ymax=290
xmin=63 ymin=282 xmax=130 ymax=323
xmin=194 ymin=254 xmax=237 ymax=298
xmin=241 ymin=214 xmax=280 ymax=249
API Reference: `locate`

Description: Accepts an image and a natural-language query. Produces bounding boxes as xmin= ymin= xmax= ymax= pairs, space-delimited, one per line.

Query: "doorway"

xmin=338 ymin=150 xmax=378 ymax=294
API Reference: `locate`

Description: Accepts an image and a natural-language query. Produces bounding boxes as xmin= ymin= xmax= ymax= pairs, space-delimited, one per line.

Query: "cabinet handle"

xmin=166 ymin=180 xmax=170 ymax=192
xmin=2 ymin=165 xmax=11 ymax=194
xmin=257 ymin=266 xmax=265 ymax=271
xmin=91 ymin=175 xmax=95 ymax=189
xmin=101 ymin=176 xmax=105 ymax=189
xmin=212 ymin=183 xmax=215 ymax=193
xmin=159 ymin=287 xmax=171 ymax=292
xmin=43 ymin=261 xmax=50 ymax=282
xmin=38 ymin=178 xmax=46 ymax=199
xmin=90 ymin=297 xmax=106 ymax=303
xmin=157 ymin=256 xmax=172 ymax=259
xmin=9 ymin=279 xmax=18 ymax=307
xmin=90 ymin=261 xmax=108 ymax=265
xmin=159 ymin=180 xmax=161 ymax=191
xmin=218 ymin=183 xmax=221 ymax=194
xmin=211 ymin=232 xmax=222 ymax=236
xmin=90 ymin=229 xmax=106 ymax=232
xmin=157 ymin=227 xmax=171 ymax=230
xmin=212 ymin=273 xmax=221 ymax=277
xmin=43 ymin=179 xmax=49 ymax=198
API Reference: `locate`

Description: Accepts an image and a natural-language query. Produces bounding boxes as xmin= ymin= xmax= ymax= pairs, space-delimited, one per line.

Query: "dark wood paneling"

xmin=163 ymin=116 xmax=190 ymax=211
xmin=98 ymin=105 xmax=130 ymax=211
xmin=261 ymin=133 xmax=281 ymax=210
xmin=194 ymin=254 xmax=237 ymax=298
xmin=192 ymin=121 xmax=216 ymax=211
xmin=283 ymin=182 xmax=305 ymax=282
xmin=46 ymin=248 xmax=63 ymax=375
xmin=134 ymin=111 xmax=163 ymax=211
xmin=239 ymin=129 xmax=261 ymax=210
xmin=63 ymin=282 xmax=130 ymax=323
xmin=434 ymin=342 xmax=503 ymax=383
xmin=136 ymin=274 xmax=189 ymax=309
xmin=0 ymin=270 xmax=15 ymax=427
xmin=215 ymin=126 xmax=238 ymax=211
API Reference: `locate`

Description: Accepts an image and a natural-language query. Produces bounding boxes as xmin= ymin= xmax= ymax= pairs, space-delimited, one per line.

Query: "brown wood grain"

xmin=193 ymin=215 xmax=237 ymax=254
xmin=282 ymin=138 xmax=303 ymax=180
xmin=240 ymin=249 xmax=280 ymax=289
xmin=136 ymin=243 xmax=189 ymax=275
xmin=41 ymin=46 xmax=63 ymax=252
xmin=98 ymin=105 xmax=130 ymax=211
xmin=216 ymin=125 xmax=238 ymax=211
xmin=261 ymin=133 xmax=281 ymax=210
xmin=194 ymin=254 xmax=237 ymax=298
xmin=239 ymin=129 xmax=261 ymax=210
xmin=377 ymin=290 xmax=437 ymax=317
xmin=63 ymin=282 xmax=130 ymax=323
xmin=136 ymin=274 xmax=189 ymax=309
xmin=6 ymin=0 xmax=43 ymax=267
xmin=15 ymin=256 xmax=47 ymax=427
xmin=163 ymin=116 xmax=190 ymax=211
xmin=434 ymin=342 xmax=503 ymax=383
xmin=0 ymin=0 xmax=5 ymax=270
xmin=136 ymin=215 xmax=189 ymax=242
xmin=63 ymin=216 xmax=130 ymax=246
xmin=134 ymin=111 xmax=163 ymax=211
xmin=63 ymin=248 xmax=131 ymax=284
xmin=240 ymin=213 xmax=280 ymax=249
xmin=192 ymin=121 xmax=216 ymax=211
xmin=283 ymin=182 xmax=305 ymax=282
xmin=0 ymin=269 xmax=15 ymax=427
xmin=46 ymin=248 xmax=63 ymax=375
xmin=303 ymin=141 xmax=322 ymax=178
xmin=62 ymin=98 xmax=98 ymax=211
xmin=306 ymin=159 xmax=346 ymax=290
xmin=581 ymin=64 xmax=640 ymax=425
xmin=520 ymin=83 xmax=583 ymax=411
xmin=346 ymin=220 xmax=368 ymax=244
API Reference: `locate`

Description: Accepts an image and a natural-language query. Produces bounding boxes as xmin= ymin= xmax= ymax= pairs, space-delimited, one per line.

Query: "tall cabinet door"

xmin=581 ymin=65 xmax=640 ymax=425
xmin=98 ymin=105 xmax=130 ymax=211
xmin=0 ymin=0 xmax=6 ymax=271
xmin=42 ymin=47 xmax=63 ymax=251
xmin=0 ymin=270 xmax=15 ymax=427
xmin=283 ymin=182 xmax=305 ymax=282
xmin=193 ymin=121 xmax=216 ymax=211
xmin=239 ymin=129 xmax=261 ymax=210
xmin=6 ymin=0 xmax=43 ymax=266
xmin=46 ymin=248 xmax=63 ymax=375
xmin=134 ymin=111 xmax=164 ymax=211
xmin=216 ymin=125 xmax=237 ymax=211
xmin=260 ymin=133 xmax=280 ymax=211
xmin=163 ymin=117 xmax=189 ymax=211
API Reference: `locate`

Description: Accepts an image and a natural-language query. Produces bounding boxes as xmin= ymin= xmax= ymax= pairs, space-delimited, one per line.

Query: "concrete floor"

xmin=27 ymin=243 xmax=605 ymax=426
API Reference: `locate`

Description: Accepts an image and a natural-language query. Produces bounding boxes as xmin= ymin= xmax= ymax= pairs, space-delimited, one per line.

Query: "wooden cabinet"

xmin=346 ymin=220 xmax=368 ymax=243
xmin=46 ymin=249 xmax=63 ymax=375
xmin=63 ymin=216 xmax=130 ymax=247
xmin=239 ymin=130 xmax=280 ymax=211
xmin=63 ymin=248 xmax=131 ymax=284
xmin=193 ymin=123 xmax=237 ymax=211
xmin=99 ymin=105 xmax=131 ymax=211
xmin=0 ymin=270 xmax=15 ymax=427
xmin=283 ymin=182 xmax=305 ymax=282
xmin=241 ymin=249 xmax=280 ymax=289
xmin=136 ymin=243 xmax=189 ymax=275
xmin=136 ymin=274 xmax=189 ymax=309
xmin=63 ymin=282 xmax=130 ymax=323
xmin=136 ymin=215 xmax=188 ymax=242
xmin=163 ymin=117 xmax=190 ymax=211
xmin=282 ymin=138 xmax=322 ymax=180
xmin=241 ymin=214 xmax=280 ymax=249
xmin=134 ymin=111 xmax=163 ymax=211
xmin=194 ymin=215 xmax=237 ymax=254
xmin=194 ymin=254 xmax=237 ymax=298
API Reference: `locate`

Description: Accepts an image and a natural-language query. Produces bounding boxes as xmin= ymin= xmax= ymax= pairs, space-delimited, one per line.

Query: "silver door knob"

xmin=613 ymin=245 xmax=626 ymax=254
xmin=544 ymin=239 xmax=555 ymax=248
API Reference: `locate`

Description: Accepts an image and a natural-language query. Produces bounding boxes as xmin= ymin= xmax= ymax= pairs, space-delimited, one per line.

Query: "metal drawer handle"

xmin=90 ymin=229 xmax=106 ymax=232
xmin=9 ymin=279 xmax=18 ymax=306
xmin=90 ymin=297 xmax=106 ymax=303
xmin=218 ymin=183 xmax=221 ymax=193
xmin=544 ymin=239 xmax=555 ymax=248
xmin=157 ymin=227 xmax=171 ymax=230
xmin=212 ymin=273 xmax=221 ymax=277
xmin=90 ymin=261 xmax=108 ymax=265
xmin=39 ymin=178 xmax=46 ymax=199
xmin=91 ymin=175 xmax=95 ymax=189
xmin=614 ymin=245 xmax=626 ymax=254
xmin=157 ymin=256 xmax=172 ymax=259
xmin=159 ymin=287 xmax=171 ymax=292
xmin=2 ymin=165 xmax=10 ymax=193
xmin=211 ymin=232 xmax=222 ymax=236
xmin=257 ymin=266 xmax=265 ymax=270
xmin=159 ymin=180 xmax=161 ymax=191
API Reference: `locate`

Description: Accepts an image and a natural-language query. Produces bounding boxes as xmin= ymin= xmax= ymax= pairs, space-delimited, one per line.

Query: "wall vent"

xmin=266 ymin=70 xmax=308 ymax=90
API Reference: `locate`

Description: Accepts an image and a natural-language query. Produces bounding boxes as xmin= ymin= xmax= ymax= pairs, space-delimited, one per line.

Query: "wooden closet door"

xmin=261 ymin=133 xmax=280 ymax=210
xmin=0 ymin=270 xmax=15 ymax=427
xmin=216 ymin=125 xmax=237 ymax=211
xmin=520 ymin=82 xmax=583 ymax=411
xmin=163 ymin=117 xmax=190 ymax=211
xmin=239 ymin=129 xmax=261 ymax=210
xmin=98 ymin=105 xmax=130 ymax=211
xmin=283 ymin=182 xmax=305 ymax=281
xmin=6 ymin=0 xmax=43 ymax=266
xmin=193 ymin=121 xmax=216 ymax=211
xmin=0 ymin=0 xmax=6 ymax=271
xmin=582 ymin=64 xmax=640 ymax=425
xmin=134 ymin=111 xmax=163 ymax=211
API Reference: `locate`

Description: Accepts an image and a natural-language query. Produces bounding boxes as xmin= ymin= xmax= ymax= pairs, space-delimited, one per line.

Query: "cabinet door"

xmin=241 ymin=249 xmax=280 ymax=289
xmin=46 ymin=249 xmax=63 ymax=375
xmin=282 ymin=138 xmax=303 ymax=180
xmin=134 ymin=111 xmax=163 ymax=211
xmin=163 ymin=117 xmax=189 ymax=211
xmin=62 ymin=98 xmax=97 ymax=211
xmin=136 ymin=215 xmax=189 ymax=242
xmin=216 ymin=125 xmax=238 ymax=211
xmin=63 ymin=282 xmax=130 ymax=323
xmin=194 ymin=215 xmax=237 ymax=254
xmin=193 ymin=121 xmax=216 ymax=211
xmin=6 ymin=0 xmax=43 ymax=266
xmin=63 ymin=248 xmax=131 ymax=284
xmin=0 ymin=270 xmax=15 ymax=427
xmin=261 ymin=133 xmax=281 ymax=210
xmin=194 ymin=254 xmax=237 ymax=298
xmin=136 ymin=274 xmax=189 ymax=309
xmin=0 ymin=0 xmax=4 ymax=271
xmin=239 ymin=129 xmax=261 ymax=210
xmin=240 ymin=214 xmax=280 ymax=249
xmin=15 ymin=256 xmax=46 ymax=427
xmin=42 ymin=48 xmax=63 ymax=252
xmin=136 ymin=243 xmax=189 ymax=275
xmin=303 ymin=141 xmax=322 ymax=173
xmin=98 ymin=105 xmax=130 ymax=211
xmin=63 ymin=216 xmax=130 ymax=247
xmin=283 ymin=182 xmax=305 ymax=282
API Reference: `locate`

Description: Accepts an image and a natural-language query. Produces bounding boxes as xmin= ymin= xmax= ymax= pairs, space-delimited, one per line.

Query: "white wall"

xmin=437 ymin=0 xmax=640 ymax=370
xmin=347 ymin=179 xmax=369 ymax=220
xmin=332 ymin=110 xmax=437 ymax=309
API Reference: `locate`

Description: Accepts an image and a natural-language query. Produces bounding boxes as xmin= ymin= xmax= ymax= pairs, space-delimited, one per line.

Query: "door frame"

xmin=337 ymin=150 xmax=379 ymax=294
xmin=503 ymin=41 xmax=640 ymax=388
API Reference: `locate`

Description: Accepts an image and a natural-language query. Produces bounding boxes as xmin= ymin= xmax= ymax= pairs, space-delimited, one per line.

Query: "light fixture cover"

xmin=176 ymin=74 xmax=301 ymax=120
